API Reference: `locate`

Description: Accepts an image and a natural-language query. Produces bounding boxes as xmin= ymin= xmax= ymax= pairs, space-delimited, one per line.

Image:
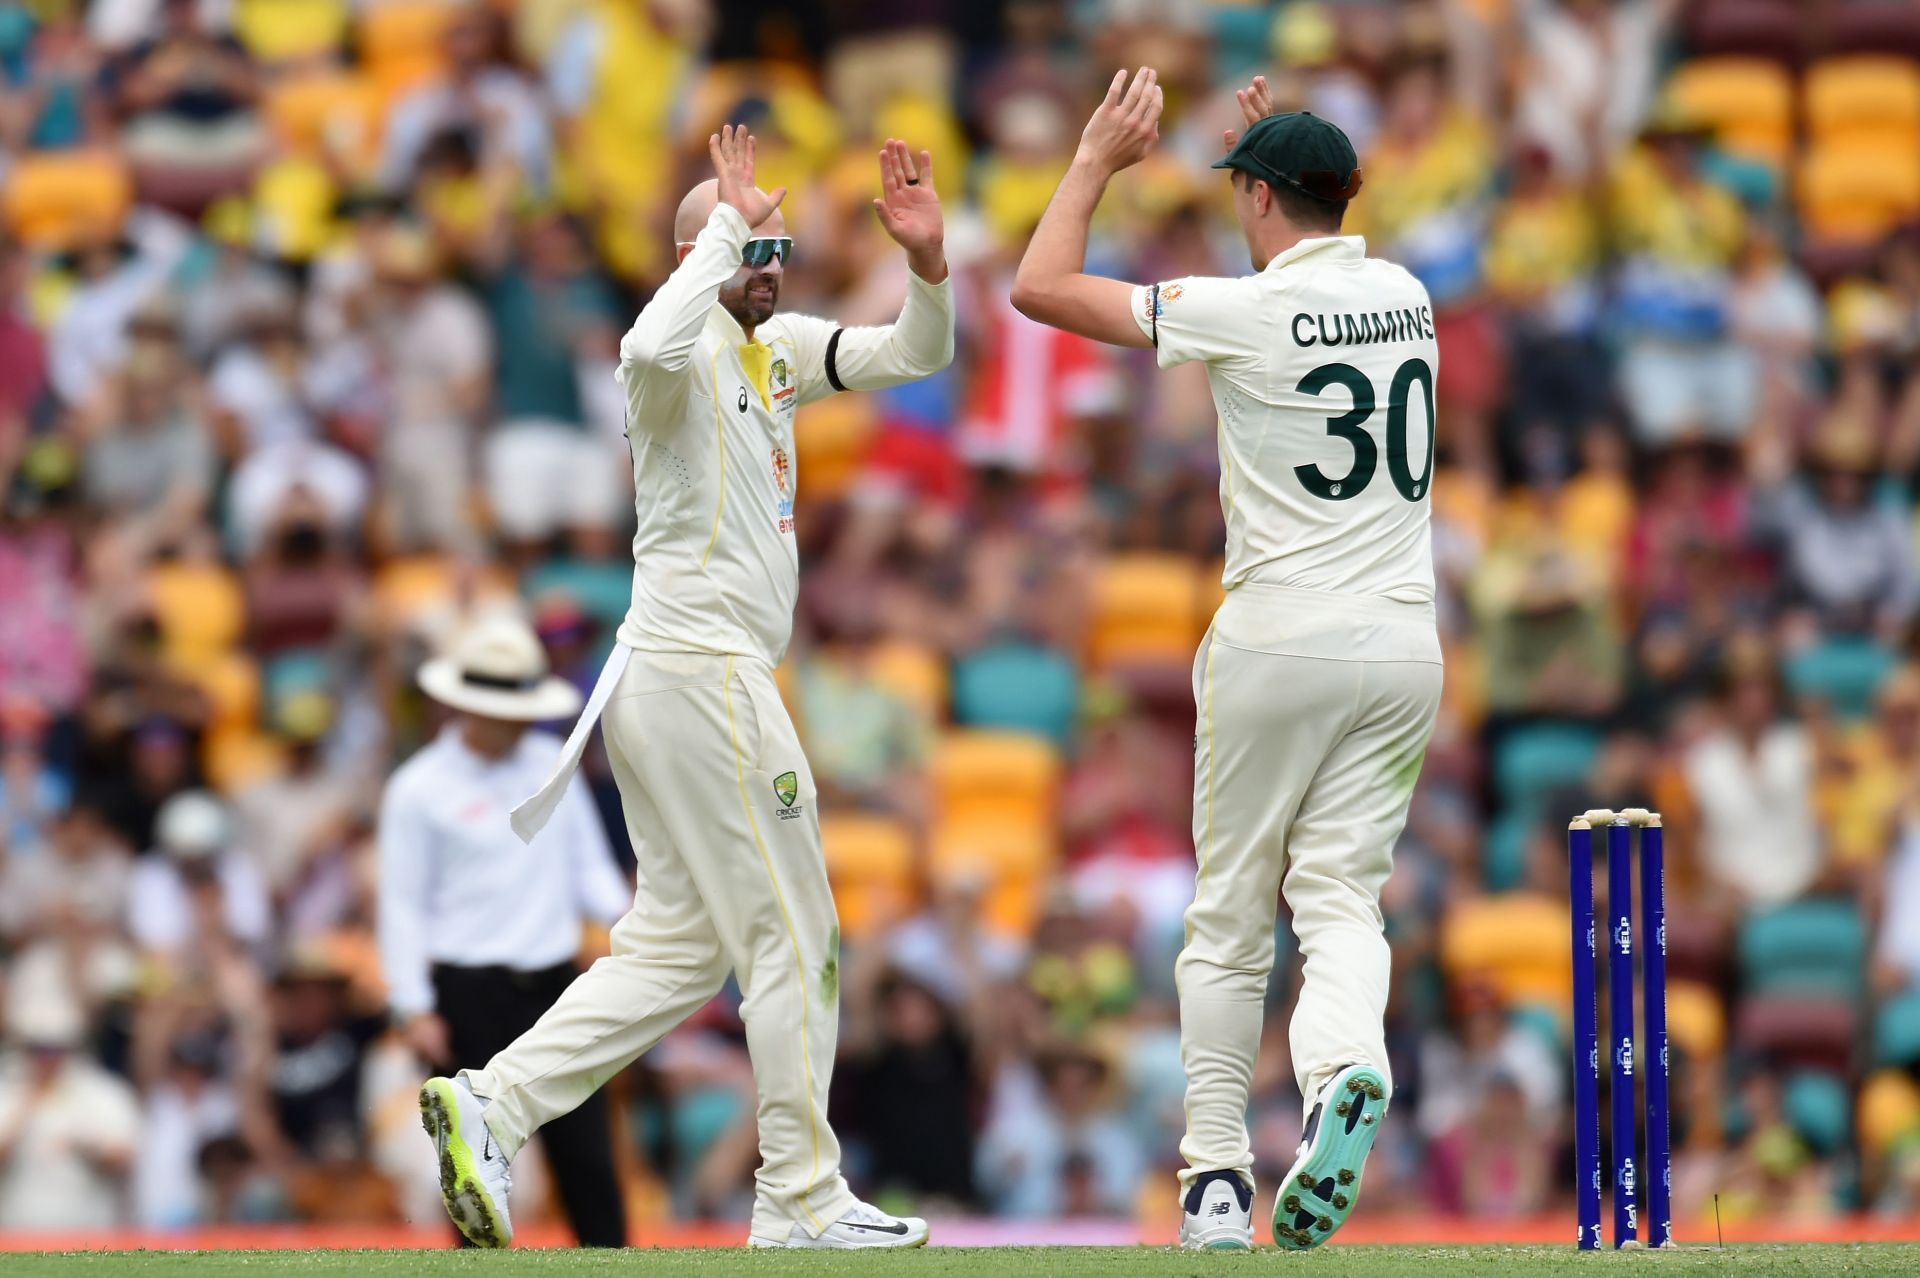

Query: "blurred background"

xmin=3 ymin=0 xmax=1920 ymax=1249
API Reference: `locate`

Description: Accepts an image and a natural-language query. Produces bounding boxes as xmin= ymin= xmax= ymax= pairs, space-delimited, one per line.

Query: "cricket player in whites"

xmin=1013 ymin=70 xmax=1442 ymax=1250
xmin=417 ymin=125 xmax=953 ymax=1249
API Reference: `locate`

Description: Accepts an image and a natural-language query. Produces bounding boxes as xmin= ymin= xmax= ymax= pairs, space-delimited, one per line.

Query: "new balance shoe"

xmin=748 ymin=1200 xmax=930 ymax=1249
xmin=419 ymin=1075 xmax=513 ymax=1248
xmin=1179 ymin=1168 xmax=1254 ymax=1251
xmin=1272 ymin=1061 xmax=1390 ymax=1251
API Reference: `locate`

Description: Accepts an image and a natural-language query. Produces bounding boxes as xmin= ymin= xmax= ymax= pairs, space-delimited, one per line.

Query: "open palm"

xmin=872 ymin=139 xmax=943 ymax=254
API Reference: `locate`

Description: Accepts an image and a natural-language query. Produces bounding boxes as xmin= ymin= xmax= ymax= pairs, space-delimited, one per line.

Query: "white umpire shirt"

xmin=377 ymin=725 xmax=632 ymax=1018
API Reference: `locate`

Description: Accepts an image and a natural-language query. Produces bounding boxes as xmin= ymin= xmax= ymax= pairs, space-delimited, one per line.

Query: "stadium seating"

xmin=865 ymin=639 xmax=949 ymax=722
xmin=1858 ymin=1068 xmax=1920 ymax=1156
xmin=952 ymin=643 xmax=1080 ymax=749
xmin=1666 ymin=58 xmax=1795 ymax=168
xmin=1805 ymin=57 xmax=1920 ymax=150
xmin=1437 ymin=892 xmax=1572 ymax=1008
xmin=356 ymin=0 xmax=454 ymax=101
xmin=930 ymin=729 xmax=1062 ymax=829
xmin=1667 ymin=979 xmax=1727 ymax=1059
xmin=1797 ymin=138 xmax=1920 ymax=244
xmin=1738 ymin=899 xmax=1869 ymax=996
xmin=1872 ymin=988 xmax=1920 ymax=1067
xmin=1736 ymin=994 xmax=1857 ymax=1072
xmin=233 ymin=0 xmax=350 ymax=63
xmin=1784 ymin=635 xmax=1899 ymax=720
xmin=1088 ymin=554 xmax=1205 ymax=670
xmin=929 ymin=818 xmax=1057 ymax=937
xmin=146 ymin=562 xmax=247 ymax=667
xmin=1492 ymin=723 xmax=1602 ymax=808
xmin=1 ymin=150 xmax=132 ymax=250
xmin=821 ymin=814 xmax=916 ymax=939
xmin=1784 ymin=1070 xmax=1853 ymax=1156
xmin=264 ymin=70 xmax=382 ymax=167
xmin=793 ymin=396 xmax=879 ymax=502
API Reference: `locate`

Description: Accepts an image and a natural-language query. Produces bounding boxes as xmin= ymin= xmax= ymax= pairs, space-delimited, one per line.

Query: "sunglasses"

xmin=682 ymin=237 xmax=794 ymax=267
xmin=741 ymin=237 xmax=793 ymax=268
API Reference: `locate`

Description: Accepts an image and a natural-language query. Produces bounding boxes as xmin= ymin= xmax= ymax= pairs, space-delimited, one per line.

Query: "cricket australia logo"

xmin=772 ymin=770 xmax=802 ymax=820
xmin=771 ymin=357 xmax=795 ymax=403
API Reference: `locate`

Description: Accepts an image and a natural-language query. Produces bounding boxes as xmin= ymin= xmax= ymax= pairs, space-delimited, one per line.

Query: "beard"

xmin=722 ymin=273 xmax=780 ymax=329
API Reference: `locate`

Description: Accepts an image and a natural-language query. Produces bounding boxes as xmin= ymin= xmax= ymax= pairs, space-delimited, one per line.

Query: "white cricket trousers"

xmin=464 ymin=651 xmax=855 ymax=1240
xmin=1176 ymin=585 xmax=1442 ymax=1190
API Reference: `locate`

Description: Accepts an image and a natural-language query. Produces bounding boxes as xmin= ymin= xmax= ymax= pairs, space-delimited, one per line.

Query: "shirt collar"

xmin=1265 ymin=234 xmax=1366 ymax=272
xmin=437 ymin=723 xmax=525 ymax=773
xmin=705 ymin=304 xmax=751 ymax=346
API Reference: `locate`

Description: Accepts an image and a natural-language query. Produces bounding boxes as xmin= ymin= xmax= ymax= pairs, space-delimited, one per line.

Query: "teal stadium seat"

xmin=1784 ymin=636 xmax=1896 ymax=720
xmin=1483 ymin=808 xmax=1533 ymax=892
xmin=952 ymin=642 xmax=1080 ymax=750
xmin=1493 ymin=723 xmax=1601 ymax=809
xmin=1873 ymin=989 xmax=1920 ymax=1066
xmin=1738 ymin=899 xmax=1868 ymax=997
xmin=1784 ymin=1070 xmax=1852 ymax=1156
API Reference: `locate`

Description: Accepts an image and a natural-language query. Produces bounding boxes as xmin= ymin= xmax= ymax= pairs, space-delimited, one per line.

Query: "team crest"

xmin=772 ymin=358 xmax=789 ymax=388
xmin=773 ymin=771 xmax=799 ymax=807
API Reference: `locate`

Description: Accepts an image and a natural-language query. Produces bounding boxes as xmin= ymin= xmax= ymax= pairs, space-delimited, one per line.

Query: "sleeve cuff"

xmin=708 ymin=202 xmax=753 ymax=242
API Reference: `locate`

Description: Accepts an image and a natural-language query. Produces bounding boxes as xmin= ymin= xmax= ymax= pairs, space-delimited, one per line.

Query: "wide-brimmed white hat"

xmin=418 ymin=614 xmax=584 ymax=722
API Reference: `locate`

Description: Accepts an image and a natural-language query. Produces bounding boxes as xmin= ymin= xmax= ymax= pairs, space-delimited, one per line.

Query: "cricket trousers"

xmin=464 ymin=651 xmax=856 ymax=1240
xmin=1176 ymin=584 xmax=1443 ymax=1191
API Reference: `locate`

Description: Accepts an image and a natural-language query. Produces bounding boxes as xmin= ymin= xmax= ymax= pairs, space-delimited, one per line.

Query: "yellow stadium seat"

xmin=1090 ymin=554 xmax=1205 ymax=668
xmin=1665 ymin=57 xmax=1794 ymax=167
xmin=1666 ymin=979 xmax=1726 ymax=1060
xmin=265 ymin=70 xmax=380 ymax=167
xmin=358 ymin=0 xmax=453 ymax=99
xmin=234 ymin=0 xmax=350 ymax=63
xmin=2 ymin=150 xmax=132 ymax=251
xmin=185 ymin=650 xmax=263 ymax=734
xmin=370 ymin=556 xmax=516 ymax=633
xmin=866 ymin=639 xmax=947 ymax=722
xmin=793 ymin=395 xmax=878 ymax=503
xmin=1798 ymin=138 xmax=1920 ymax=242
xmin=204 ymin=725 xmax=288 ymax=793
xmin=1806 ymin=56 xmax=1920 ymax=145
xmin=821 ymin=814 xmax=917 ymax=939
xmin=1439 ymin=892 xmax=1571 ymax=1007
xmin=930 ymin=817 xmax=1056 ymax=937
xmin=147 ymin=562 xmax=246 ymax=665
xmin=930 ymin=730 xmax=1061 ymax=829
xmin=1859 ymin=1068 xmax=1920 ymax=1157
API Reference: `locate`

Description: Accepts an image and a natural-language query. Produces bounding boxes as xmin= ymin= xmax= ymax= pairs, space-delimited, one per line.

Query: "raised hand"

xmin=1075 ymin=67 xmax=1163 ymax=177
xmin=709 ymin=124 xmax=786 ymax=228
xmin=1224 ymin=74 xmax=1275 ymax=151
xmin=871 ymin=138 xmax=944 ymax=256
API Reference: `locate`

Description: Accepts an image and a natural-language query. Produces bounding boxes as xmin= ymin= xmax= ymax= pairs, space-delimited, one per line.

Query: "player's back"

xmin=1140 ymin=235 xmax=1438 ymax=608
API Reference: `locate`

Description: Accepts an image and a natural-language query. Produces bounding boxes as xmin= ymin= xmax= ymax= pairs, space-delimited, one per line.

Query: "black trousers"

xmin=432 ymin=961 xmax=628 ymax=1247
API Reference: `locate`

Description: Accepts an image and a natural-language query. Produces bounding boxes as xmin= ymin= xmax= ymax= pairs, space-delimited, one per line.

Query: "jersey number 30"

xmin=1292 ymin=358 xmax=1435 ymax=503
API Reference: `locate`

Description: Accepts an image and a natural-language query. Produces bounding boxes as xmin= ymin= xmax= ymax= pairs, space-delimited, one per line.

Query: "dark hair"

xmin=1237 ymin=170 xmax=1346 ymax=231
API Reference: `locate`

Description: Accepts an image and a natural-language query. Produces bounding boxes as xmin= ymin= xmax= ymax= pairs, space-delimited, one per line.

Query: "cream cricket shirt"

xmin=511 ymin=204 xmax=954 ymax=840
xmin=615 ymin=203 xmax=954 ymax=664
xmin=1132 ymin=235 xmax=1442 ymax=663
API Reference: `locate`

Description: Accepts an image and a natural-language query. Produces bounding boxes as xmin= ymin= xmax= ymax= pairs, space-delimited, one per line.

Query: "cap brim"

xmin=418 ymin=659 xmax=584 ymax=722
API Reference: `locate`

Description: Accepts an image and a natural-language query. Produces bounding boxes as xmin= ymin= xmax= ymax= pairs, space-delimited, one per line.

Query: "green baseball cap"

xmin=1213 ymin=111 xmax=1363 ymax=203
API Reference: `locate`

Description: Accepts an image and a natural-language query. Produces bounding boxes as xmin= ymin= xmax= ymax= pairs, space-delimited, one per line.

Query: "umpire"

xmin=378 ymin=614 xmax=634 ymax=1245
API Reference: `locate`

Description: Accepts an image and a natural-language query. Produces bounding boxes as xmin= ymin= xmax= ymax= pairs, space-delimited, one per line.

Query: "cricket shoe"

xmin=1179 ymin=1169 xmax=1254 ymax=1251
xmin=1272 ymin=1061 xmax=1390 ymax=1250
xmin=748 ymin=1200 xmax=930 ymax=1249
xmin=419 ymin=1075 xmax=513 ymax=1248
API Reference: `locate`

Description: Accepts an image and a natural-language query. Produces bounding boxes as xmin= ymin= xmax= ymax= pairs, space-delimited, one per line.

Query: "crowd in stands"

xmin=4 ymin=0 xmax=1920 ymax=1240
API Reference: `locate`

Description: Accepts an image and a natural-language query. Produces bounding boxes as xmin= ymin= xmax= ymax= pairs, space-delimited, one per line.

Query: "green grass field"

xmin=6 ymin=1247 xmax=1918 ymax=1277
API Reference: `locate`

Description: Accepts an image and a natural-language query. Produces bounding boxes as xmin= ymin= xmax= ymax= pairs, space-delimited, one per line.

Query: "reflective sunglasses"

xmin=741 ymin=237 xmax=794 ymax=268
